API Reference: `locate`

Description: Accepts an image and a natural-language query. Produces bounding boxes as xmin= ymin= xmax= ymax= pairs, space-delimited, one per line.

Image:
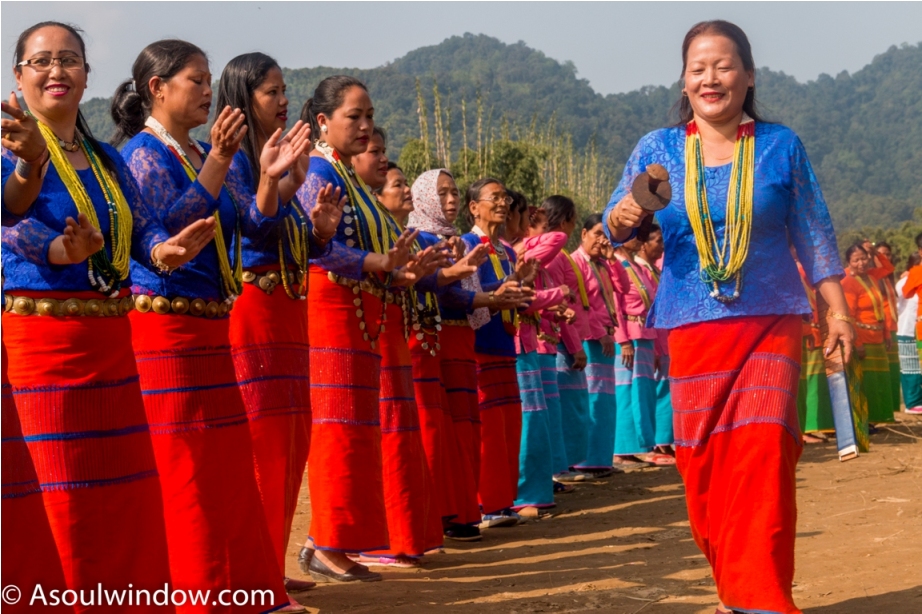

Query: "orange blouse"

xmin=902 ymin=263 xmax=922 ymax=339
xmin=842 ymin=271 xmax=888 ymax=347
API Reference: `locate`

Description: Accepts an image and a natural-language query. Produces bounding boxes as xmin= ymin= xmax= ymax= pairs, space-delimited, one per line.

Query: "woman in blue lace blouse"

xmin=214 ymin=51 xmax=345 ymax=599
xmin=1 ymin=21 xmax=184 ymax=606
xmin=604 ymin=20 xmax=854 ymax=614
xmin=111 ymin=38 xmax=293 ymax=609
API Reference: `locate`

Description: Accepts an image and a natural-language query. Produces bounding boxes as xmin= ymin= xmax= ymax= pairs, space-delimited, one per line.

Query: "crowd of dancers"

xmin=1 ymin=17 xmax=916 ymax=614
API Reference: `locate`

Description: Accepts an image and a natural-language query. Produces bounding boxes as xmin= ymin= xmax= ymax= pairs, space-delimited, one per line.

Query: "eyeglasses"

xmin=476 ymin=194 xmax=513 ymax=206
xmin=17 ymin=56 xmax=85 ymax=72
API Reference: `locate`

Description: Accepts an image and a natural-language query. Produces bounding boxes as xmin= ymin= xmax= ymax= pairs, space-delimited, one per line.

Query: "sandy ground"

xmin=285 ymin=414 xmax=922 ymax=613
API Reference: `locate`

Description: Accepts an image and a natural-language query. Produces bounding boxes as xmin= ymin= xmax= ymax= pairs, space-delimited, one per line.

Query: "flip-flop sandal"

xmin=645 ymin=453 xmax=677 ymax=466
xmin=516 ymin=506 xmax=556 ymax=519
xmin=553 ymin=481 xmax=576 ymax=494
xmin=613 ymin=456 xmax=653 ymax=469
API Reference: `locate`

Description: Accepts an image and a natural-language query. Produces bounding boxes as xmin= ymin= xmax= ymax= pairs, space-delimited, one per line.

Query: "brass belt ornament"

xmin=855 ymin=321 xmax=885 ymax=331
xmin=626 ymin=314 xmax=646 ymax=324
xmin=242 ymin=270 xmax=282 ymax=295
xmin=4 ymin=294 xmax=134 ymax=317
xmin=133 ymin=294 xmax=231 ymax=318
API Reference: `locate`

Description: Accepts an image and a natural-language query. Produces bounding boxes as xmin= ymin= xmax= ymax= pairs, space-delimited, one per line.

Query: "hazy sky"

xmin=2 ymin=2 xmax=921 ymax=101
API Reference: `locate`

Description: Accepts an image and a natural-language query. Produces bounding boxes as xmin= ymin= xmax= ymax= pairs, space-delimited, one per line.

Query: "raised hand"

xmin=153 ymin=217 xmax=217 ymax=270
xmin=383 ymin=229 xmax=419 ymax=272
xmin=438 ymin=243 xmax=490 ymax=285
xmin=48 ymin=213 xmax=104 ymax=265
xmin=310 ymin=183 xmax=346 ymax=242
xmin=403 ymin=246 xmax=447 ymax=282
xmin=209 ymin=106 xmax=247 ymax=162
xmin=262 ymin=121 xmax=312 ymax=180
xmin=514 ymin=257 xmax=539 ymax=286
xmin=1 ymin=92 xmax=46 ymax=163
xmin=446 ymin=236 xmax=466 ymax=261
xmin=598 ymin=238 xmax=615 ymax=261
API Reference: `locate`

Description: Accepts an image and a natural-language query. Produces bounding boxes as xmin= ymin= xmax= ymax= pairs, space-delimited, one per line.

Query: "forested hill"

xmin=81 ymin=34 xmax=922 ymax=230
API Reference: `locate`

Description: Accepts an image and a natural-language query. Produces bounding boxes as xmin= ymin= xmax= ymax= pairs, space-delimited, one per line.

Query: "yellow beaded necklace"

xmin=144 ymin=117 xmax=242 ymax=301
xmin=34 ymin=116 xmax=132 ymax=297
xmin=684 ymin=115 xmax=755 ymax=303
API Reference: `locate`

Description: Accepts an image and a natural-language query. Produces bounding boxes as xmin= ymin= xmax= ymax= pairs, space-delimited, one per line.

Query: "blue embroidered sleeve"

xmin=785 ymin=136 xmax=841 ymax=285
xmin=440 ymin=283 xmax=476 ymax=311
xmin=222 ymin=149 xmax=281 ymax=248
xmin=107 ymin=145 xmax=169 ymax=265
xmin=123 ymin=134 xmax=219 ymax=235
xmin=2 ymin=216 xmax=58 ymax=265
xmin=296 ymin=159 xmax=366 ymax=280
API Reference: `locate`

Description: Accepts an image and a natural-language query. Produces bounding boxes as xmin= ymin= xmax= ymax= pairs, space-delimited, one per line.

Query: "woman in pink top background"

xmin=611 ymin=234 xmax=675 ymax=468
xmin=634 ymin=223 xmax=675 ymax=456
xmin=571 ymin=214 xmax=623 ymax=476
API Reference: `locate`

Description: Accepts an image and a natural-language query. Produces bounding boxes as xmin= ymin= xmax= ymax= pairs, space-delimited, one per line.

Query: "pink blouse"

xmin=612 ymin=255 xmax=658 ymax=343
xmin=516 ymin=232 xmax=568 ymax=355
xmin=574 ymin=246 xmax=623 ymax=342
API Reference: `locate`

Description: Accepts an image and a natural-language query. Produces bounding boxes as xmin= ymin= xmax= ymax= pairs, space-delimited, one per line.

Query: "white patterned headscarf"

xmin=408 ymin=169 xmax=457 ymax=236
xmin=409 ymin=169 xmax=491 ymax=330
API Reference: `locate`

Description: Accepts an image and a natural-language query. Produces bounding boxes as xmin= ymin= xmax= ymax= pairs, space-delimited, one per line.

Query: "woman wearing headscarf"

xmin=408 ymin=169 xmax=529 ymax=538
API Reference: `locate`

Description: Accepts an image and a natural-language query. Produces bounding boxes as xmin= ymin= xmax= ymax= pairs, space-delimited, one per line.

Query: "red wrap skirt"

xmin=367 ymin=301 xmax=440 ymax=557
xmin=229 ymin=277 xmax=311 ymax=572
xmin=439 ymin=324 xmax=482 ymax=525
xmin=1 ymin=341 xmax=73 ymax=613
xmin=306 ymin=267 xmax=388 ymax=552
xmin=3 ymin=297 xmax=171 ymax=613
xmin=670 ymin=315 xmax=803 ymax=614
xmin=409 ymin=331 xmax=455 ymax=526
xmin=130 ymin=311 xmax=285 ymax=613
xmin=474 ymin=353 xmax=521 ymax=515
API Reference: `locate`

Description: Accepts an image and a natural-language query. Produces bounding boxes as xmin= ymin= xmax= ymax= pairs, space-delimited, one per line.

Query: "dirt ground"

xmin=285 ymin=414 xmax=922 ymax=613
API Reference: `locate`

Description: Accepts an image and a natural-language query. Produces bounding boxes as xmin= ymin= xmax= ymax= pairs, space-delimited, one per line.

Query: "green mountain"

xmin=81 ymin=33 xmax=922 ymax=231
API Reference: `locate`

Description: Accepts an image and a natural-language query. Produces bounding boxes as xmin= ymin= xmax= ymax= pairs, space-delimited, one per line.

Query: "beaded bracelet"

xmin=150 ymin=243 xmax=175 ymax=275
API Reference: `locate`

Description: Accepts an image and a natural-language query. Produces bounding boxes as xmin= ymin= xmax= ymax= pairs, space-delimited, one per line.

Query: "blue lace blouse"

xmin=122 ymin=133 xmax=279 ymax=302
xmin=603 ymin=122 xmax=841 ymax=330
xmin=418 ymin=230 xmax=475 ymax=318
xmin=296 ymin=156 xmax=389 ymax=281
xmin=462 ymin=232 xmax=516 ymax=357
xmin=224 ymin=151 xmax=330 ymax=269
xmin=1 ymin=145 xmax=167 ymax=293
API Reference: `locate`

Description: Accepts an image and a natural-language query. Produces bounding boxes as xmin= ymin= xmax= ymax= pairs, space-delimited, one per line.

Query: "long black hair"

xmin=110 ymin=39 xmax=207 ymax=145
xmin=214 ymin=52 xmax=280 ymax=187
xmin=540 ymin=194 xmax=576 ymax=230
xmin=671 ymin=20 xmax=765 ymax=125
xmin=14 ymin=21 xmax=116 ymax=175
xmin=299 ymin=75 xmax=367 ymax=142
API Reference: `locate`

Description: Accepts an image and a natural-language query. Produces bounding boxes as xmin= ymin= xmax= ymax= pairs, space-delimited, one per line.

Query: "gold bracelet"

xmin=151 ymin=243 xmax=174 ymax=275
xmin=827 ymin=310 xmax=855 ymax=325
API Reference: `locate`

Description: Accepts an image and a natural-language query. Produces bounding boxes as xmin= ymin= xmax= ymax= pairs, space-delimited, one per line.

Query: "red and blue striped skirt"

xmin=670 ymin=314 xmax=803 ymax=614
xmin=229 ymin=276 xmax=311 ymax=573
xmin=130 ymin=310 xmax=286 ymax=612
xmin=475 ymin=352 xmax=521 ymax=515
xmin=3 ymin=296 xmax=171 ymax=612
xmin=439 ymin=324 xmax=482 ymax=525
xmin=306 ymin=267 xmax=388 ymax=553
xmin=2 ymin=340 xmax=72 ymax=613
